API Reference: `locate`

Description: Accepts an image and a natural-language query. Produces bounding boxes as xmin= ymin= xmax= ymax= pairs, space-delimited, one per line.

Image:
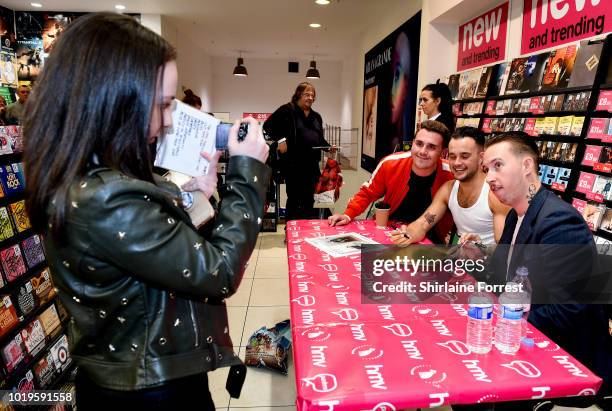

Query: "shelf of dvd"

xmin=447 ymin=34 xmax=612 ymax=244
xmin=0 ymin=125 xmax=75 ymax=405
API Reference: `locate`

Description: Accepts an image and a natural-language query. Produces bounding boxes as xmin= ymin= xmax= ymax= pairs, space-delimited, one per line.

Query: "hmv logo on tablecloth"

xmin=310 ymin=345 xmax=329 ymax=368
xmin=289 ymin=253 xmax=307 ymax=261
xmin=429 ymin=393 xmax=449 ymax=408
xmin=412 ymin=306 xmax=439 ymax=318
xmin=378 ymin=305 xmax=395 ymax=320
xmin=301 ymin=327 xmax=331 ymax=342
xmin=363 ymin=365 xmax=388 ymax=390
xmin=332 ymin=308 xmax=359 ymax=321
xmin=350 ymin=323 xmax=366 ymax=341
xmin=328 ymin=272 xmax=339 ymax=281
xmin=293 ymin=295 xmax=316 ymax=306
xmin=319 ymin=264 xmax=339 ymax=272
xmin=352 ymin=344 xmax=384 ymax=360
xmin=298 ymin=282 xmax=314 ymax=293
xmin=451 ymin=304 xmax=468 ymax=317
xmin=302 ymin=373 xmax=338 ymax=393
xmin=410 ymin=365 xmax=447 ymax=386
xmin=315 ymin=400 xmax=340 ymax=411
xmin=301 ymin=309 xmax=316 ymax=325
xmin=552 ymin=356 xmax=588 ymax=378
xmin=326 ymin=283 xmax=350 ymax=291
xmin=477 ymin=394 xmax=501 ymax=403
xmin=577 ymin=388 xmax=597 ymax=396
xmin=335 ymin=292 xmax=349 ymax=305
xmin=353 ymin=261 xmax=361 ymax=271
xmin=294 ymin=262 xmax=306 ymax=272
xmin=532 ymin=386 xmax=551 ymax=399
xmin=371 ymin=402 xmax=396 ymax=411
xmin=436 ymin=340 xmax=471 ymax=356
xmin=401 ymin=340 xmax=423 ymax=360
xmin=382 ymin=323 xmax=413 ymax=337
xmin=430 ymin=319 xmax=452 ymax=336
xmin=462 ymin=360 xmax=492 ymax=383
xmin=321 ymin=253 xmax=331 ymax=262
xmin=533 ymin=339 xmax=560 ymax=352
xmin=500 ymin=360 xmax=542 ymax=378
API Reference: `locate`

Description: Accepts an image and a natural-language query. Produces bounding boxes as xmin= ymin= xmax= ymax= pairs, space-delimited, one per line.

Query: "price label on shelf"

xmin=603 ymin=134 xmax=612 ymax=143
xmin=551 ymin=182 xmax=567 ymax=192
xmin=582 ymin=146 xmax=602 ymax=167
xmin=593 ymin=163 xmax=612 ymax=173
xmin=586 ymin=191 xmax=604 ymax=203
xmin=572 ymin=198 xmax=587 ymax=214
xmin=596 ymin=90 xmax=612 ymax=112
xmin=587 ymin=118 xmax=607 ymax=140
xmin=576 ymin=172 xmax=596 ymax=193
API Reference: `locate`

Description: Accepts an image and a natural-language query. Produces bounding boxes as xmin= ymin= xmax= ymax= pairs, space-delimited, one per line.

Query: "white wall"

xmin=210 ymin=57 xmax=342 ymax=126
xmin=140 ymin=14 xmax=162 ymax=36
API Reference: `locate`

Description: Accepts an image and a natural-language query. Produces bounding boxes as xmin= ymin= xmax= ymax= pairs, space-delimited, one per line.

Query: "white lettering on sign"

xmin=429 ymin=393 xmax=449 ymax=407
xmin=430 ymin=319 xmax=452 ymax=336
xmin=295 ymin=261 xmax=305 ymax=272
xmin=353 ymin=261 xmax=361 ymax=271
xmin=298 ymin=282 xmax=313 ymax=293
xmin=319 ymin=264 xmax=338 ymax=272
xmin=302 ymin=309 xmax=315 ymax=325
xmin=552 ymin=355 xmax=588 ymax=378
xmin=294 ymin=245 xmax=302 ymax=252
xmin=311 ymin=345 xmax=328 ymax=368
xmin=350 ymin=323 xmax=366 ymax=341
xmin=321 ymin=253 xmax=331 ymax=262
xmin=328 ymin=273 xmax=339 ymax=281
xmin=364 ymin=365 xmax=387 ymax=390
xmin=401 ymin=340 xmax=423 ymax=360
xmin=316 ymin=400 xmax=340 ymax=411
xmin=530 ymin=0 xmax=602 ymax=28
xmin=377 ymin=305 xmax=395 ymax=320
xmin=462 ymin=6 xmax=503 ymax=50
xmin=462 ymin=360 xmax=492 ymax=383
xmin=531 ymin=386 xmax=551 ymax=399
xmin=335 ymin=292 xmax=349 ymax=306
xmin=451 ymin=304 xmax=468 ymax=317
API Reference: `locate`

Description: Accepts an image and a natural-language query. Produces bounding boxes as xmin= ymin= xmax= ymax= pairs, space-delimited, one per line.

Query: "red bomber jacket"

xmin=344 ymin=152 xmax=454 ymax=240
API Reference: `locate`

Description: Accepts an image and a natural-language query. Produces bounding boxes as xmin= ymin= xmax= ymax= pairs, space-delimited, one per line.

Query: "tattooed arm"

xmin=391 ymin=181 xmax=453 ymax=245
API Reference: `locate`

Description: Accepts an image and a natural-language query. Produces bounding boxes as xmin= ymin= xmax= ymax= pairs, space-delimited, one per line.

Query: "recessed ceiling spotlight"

xmin=315 ymin=0 xmax=330 ymax=4
xmin=115 ymin=4 xmax=126 ymax=10
xmin=31 ymin=2 xmax=43 ymax=7
xmin=309 ymin=23 xmax=322 ymax=28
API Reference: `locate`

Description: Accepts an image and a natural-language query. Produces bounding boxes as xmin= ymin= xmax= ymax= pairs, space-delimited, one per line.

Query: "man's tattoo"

xmin=424 ymin=212 xmax=436 ymax=225
xmin=527 ymin=184 xmax=537 ymax=203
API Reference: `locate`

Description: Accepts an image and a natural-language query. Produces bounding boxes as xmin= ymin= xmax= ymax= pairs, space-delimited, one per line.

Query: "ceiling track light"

xmin=306 ymin=59 xmax=320 ymax=79
xmin=315 ymin=0 xmax=331 ymax=4
xmin=233 ymin=55 xmax=248 ymax=77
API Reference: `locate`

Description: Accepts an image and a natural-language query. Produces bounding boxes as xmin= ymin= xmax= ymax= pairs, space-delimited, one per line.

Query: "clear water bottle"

xmin=495 ymin=283 xmax=524 ymax=354
xmin=511 ymin=266 xmax=532 ymax=337
xmin=466 ymin=293 xmax=493 ymax=354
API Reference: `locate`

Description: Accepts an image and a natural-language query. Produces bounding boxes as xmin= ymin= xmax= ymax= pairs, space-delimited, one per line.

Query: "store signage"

xmin=242 ymin=113 xmax=271 ymax=122
xmin=521 ymin=0 xmax=612 ymax=54
xmin=595 ymin=90 xmax=612 ymax=112
xmin=457 ymin=2 xmax=508 ymax=71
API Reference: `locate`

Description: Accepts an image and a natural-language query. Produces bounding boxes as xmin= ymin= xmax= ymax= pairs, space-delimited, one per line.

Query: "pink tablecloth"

xmin=286 ymin=219 xmax=602 ymax=410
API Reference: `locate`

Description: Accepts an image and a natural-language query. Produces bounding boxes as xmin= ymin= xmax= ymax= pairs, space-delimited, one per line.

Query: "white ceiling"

xmin=1 ymin=0 xmax=414 ymax=60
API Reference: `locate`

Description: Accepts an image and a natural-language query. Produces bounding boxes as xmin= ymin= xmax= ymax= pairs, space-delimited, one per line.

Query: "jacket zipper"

xmin=189 ymin=301 xmax=200 ymax=347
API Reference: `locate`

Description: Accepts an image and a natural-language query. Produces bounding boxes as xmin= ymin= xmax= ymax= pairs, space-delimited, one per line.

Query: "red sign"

xmin=587 ymin=118 xmax=608 ymax=140
xmin=582 ymin=145 xmax=602 ymax=167
xmin=521 ymin=0 xmax=612 ymax=54
xmin=524 ymin=118 xmax=537 ymax=136
xmin=242 ymin=113 xmax=271 ymax=122
xmin=586 ymin=191 xmax=604 ymax=203
xmin=576 ymin=171 xmax=596 ymax=193
xmin=551 ymin=182 xmax=567 ymax=192
xmin=457 ymin=2 xmax=508 ymax=71
xmin=596 ymin=90 xmax=612 ymax=112
xmin=572 ymin=198 xmax=587 ymax=214
xmin=529 ymin=97 xmax=543 ymax=114
xmin=593 ymin=163 xmax=612 ymax=174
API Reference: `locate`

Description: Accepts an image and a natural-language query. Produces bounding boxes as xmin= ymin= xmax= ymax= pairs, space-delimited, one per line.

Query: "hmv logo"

xmin=364 ymin=365 xmax=387 ymax=390
xmin=552 ymin=356 xmax=588 ymax=378
xmin=301 ymin=309 xmax=315 ymax=325
xmin=451 ymin=304 xmax=468 ymax=317
xmin=378 ymin=305 xmax=395 ymax=320
xmin=294 ymin=245 xmax=303 ymax=252
xmin=298 ymin=282 xmax=313 ymax=293
xmin=350 ymin=324 xmax=366 ymax=341
xmin=462 ymin=360 xmax=492 ymax=383
xmin=401 ymin=340 xmax=423 ymax=360
xmin=328 ymin=273 xmax=339 ymax=281
xmin=353 ymin=261 xmax=361 ymax=271
xmin=430 ymin=320 xmax=452 ymax=336
xmin=335 ymin=292 xmax=349 ymax=306
xmin=315 ymin=400 xmax=339 ymax=411
xmin=295 ymin=262 xmax=305 ymax=272
xmin=321 ymin=253 xmax=331 ymax=262
xmin=311 ymin=345 xmax=328 ymax=368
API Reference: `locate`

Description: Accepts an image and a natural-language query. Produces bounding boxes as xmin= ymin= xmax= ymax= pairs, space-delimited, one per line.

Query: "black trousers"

xmin=285 ymin=168 xmax=320 ymax=221
xmin=76 ymin=370 xmax=215 ymax=411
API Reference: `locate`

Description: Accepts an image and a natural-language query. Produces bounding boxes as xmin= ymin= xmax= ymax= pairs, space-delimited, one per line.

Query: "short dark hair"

xmin=291 ymin=82 xmax=315 ymax=105
xmin=419 ymin=120 xmax=450 ymax=147
xmin=451 ymin=126 xmax=485 ymax=147
xmin=485 ymin=131 xmax=539 ymax=168
xmin=23 ymin=12 xmax=177 ymax=238
xmin=182 ymin=89 xmax=202 ymax=108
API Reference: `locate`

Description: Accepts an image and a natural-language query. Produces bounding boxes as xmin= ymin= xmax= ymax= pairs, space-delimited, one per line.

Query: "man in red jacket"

xmin=328 ymin=120 xmax=454 ymax=243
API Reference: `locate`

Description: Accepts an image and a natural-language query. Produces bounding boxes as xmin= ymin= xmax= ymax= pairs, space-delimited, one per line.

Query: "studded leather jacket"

xmin=42 ymin=156 xmax=270 ymax=392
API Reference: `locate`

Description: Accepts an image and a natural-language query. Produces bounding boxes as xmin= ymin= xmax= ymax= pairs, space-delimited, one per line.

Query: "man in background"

xmin=5 ymin=84 xmax=31 ymax=124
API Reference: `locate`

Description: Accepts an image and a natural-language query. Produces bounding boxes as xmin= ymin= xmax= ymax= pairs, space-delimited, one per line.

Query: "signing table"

xmin=286 ymin=219 xmax=602 ymax=410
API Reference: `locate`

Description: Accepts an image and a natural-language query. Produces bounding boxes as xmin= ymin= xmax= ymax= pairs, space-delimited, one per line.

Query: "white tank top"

xmin=448 ymin=180 xmax=495 ymax=245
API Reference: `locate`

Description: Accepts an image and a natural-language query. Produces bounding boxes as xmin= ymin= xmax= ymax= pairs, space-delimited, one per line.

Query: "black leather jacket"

xmin=43 ymin=156 xmax=270 ymax=392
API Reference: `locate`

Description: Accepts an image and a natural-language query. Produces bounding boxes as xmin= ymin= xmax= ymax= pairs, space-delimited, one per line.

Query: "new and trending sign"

xmin=457 ymin=2 xmax=508 ymax=71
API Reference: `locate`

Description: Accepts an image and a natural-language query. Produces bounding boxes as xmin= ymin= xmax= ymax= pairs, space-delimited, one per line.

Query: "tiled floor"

xmin=210 ymin=226 xmax=602 ymax=411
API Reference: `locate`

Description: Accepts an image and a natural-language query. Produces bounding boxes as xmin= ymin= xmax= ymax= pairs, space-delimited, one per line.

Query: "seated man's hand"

xmin=458 ymin=233 xmax=482 ymax=245
xmin=389 ymin=225 xmax=415 ymax=246
xmin=328 ymin=214 xmax=350 ymax=226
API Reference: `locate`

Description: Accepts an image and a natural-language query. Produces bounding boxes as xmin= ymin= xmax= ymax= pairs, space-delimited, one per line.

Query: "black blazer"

xmin=434 ymin=112 xmax=455 ymax=135
xmin=493 ymin=186 xmax=610 ymax=393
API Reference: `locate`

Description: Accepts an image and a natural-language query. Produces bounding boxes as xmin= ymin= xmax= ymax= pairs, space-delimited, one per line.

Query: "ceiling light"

xmin=233 ymin=56 xmax=248 ymax=77
xmin=306 ymin=60 xmax=320 ymax=79
xmin=315 ymin=0 xmax=331 ymax=4
xmin=115 ymin=4 xmax=126 ymax=10
xmin=309 ymin=23 xmax=322 ymax=28
xmin=31 ymin=2 xmax=42 ymax=7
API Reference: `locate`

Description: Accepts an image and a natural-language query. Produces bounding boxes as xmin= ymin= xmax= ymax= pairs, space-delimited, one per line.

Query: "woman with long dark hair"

xmin=23 ymin=12 xmax=269 ymax=410
xmin=420 ymin=82 xmax=455 ymax=134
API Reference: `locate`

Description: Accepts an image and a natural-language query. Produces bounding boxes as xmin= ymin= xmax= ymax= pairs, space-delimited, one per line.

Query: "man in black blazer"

xmin=483 ymin=132 xmax=610 ymax=409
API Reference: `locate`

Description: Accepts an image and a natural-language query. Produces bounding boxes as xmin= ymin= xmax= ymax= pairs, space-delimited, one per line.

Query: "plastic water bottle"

xmin=466 ymin=293 xmax=493 ymax=354
xmin=495 ymin=283 xmax=524 ymax=354
xmin=511 ymin=266 xmax=532 ymax=337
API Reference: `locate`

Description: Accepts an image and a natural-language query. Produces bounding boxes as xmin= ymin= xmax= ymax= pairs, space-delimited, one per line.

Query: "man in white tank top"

xmin=391 ymin=127 xmax=509 ymax=245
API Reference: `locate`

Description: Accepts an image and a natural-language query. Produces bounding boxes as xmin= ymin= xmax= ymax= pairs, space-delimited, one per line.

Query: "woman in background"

xmin=182 ymin=88 xmax=202 ymax=110
xmin=23 ymin=13 xmax=269 ymax=410
xmin=419 ymin=82 xmax=455 ymax=134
